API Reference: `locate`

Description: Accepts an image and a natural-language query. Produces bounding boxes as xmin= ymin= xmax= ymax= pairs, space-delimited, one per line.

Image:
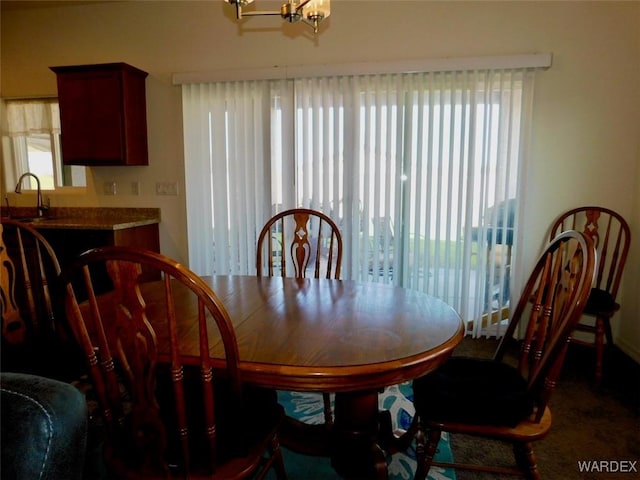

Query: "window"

xmin=2 ymin=99 xmax=86 ymax=191
xmin=181 ymin=65 xmax=538 ymax=336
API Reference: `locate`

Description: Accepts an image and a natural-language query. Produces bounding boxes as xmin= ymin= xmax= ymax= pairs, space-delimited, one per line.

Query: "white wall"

xmin=2 ymin=1 xmax=639 ymax=359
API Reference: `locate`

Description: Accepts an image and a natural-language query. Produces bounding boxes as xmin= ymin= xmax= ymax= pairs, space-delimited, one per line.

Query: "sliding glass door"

xmin=182 ymin=67 xmax=535 ymax=337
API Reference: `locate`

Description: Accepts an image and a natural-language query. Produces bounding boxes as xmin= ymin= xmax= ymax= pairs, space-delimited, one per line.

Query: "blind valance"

xmin=173 ymin=53 xmax=552 ymax=84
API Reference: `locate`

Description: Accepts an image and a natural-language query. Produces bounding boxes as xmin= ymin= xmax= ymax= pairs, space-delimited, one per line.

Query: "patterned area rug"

xmin=275 ymin=382 xmax=456 ymax=480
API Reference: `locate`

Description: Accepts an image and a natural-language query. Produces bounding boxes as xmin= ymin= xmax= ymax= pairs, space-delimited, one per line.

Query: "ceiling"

xmin=1 ymin=1 xmax=120 ymax=11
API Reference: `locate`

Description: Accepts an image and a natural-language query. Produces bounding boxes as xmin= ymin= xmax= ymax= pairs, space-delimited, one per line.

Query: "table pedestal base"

xmin=331 ymin=390 xmax=388 ymax=479
xmin=280 ymin=389 xmax=390 ymax=480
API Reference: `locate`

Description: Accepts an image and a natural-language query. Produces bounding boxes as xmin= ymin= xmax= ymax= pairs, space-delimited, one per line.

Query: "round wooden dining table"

xmin=145 ymin=275 xmax=464 ymax=479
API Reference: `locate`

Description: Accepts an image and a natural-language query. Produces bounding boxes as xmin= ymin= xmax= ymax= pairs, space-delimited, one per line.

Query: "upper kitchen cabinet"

xmin=50 ymin=63 xmax=149 ymax=166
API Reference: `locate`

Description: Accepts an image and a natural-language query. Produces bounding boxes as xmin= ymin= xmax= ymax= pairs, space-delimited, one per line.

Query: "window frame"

xmin=2 ymin=98 xmax=87 ymax=192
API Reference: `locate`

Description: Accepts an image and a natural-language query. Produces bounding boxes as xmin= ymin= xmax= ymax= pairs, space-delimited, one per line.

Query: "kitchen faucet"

xmin=14 ymin=172 xmax=49 ymax=217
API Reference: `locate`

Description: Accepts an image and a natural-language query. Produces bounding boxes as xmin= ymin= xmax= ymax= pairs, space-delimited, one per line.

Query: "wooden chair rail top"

xmin=91 ymin=275 xmax=464 ymax=392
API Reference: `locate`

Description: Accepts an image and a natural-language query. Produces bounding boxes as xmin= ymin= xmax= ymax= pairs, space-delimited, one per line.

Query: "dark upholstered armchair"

xmin=1 ymin=372 xmax=88 ymax=480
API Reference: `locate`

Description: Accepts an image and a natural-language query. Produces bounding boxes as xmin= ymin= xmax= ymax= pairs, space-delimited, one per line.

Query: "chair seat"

xmin=215 ymin=384 xmax=284 ymax=460
xmin=584 ymin=288 xmax=619 ymax=317
xmin=155 ymin=372 xmax=283 ymax=466
xmin=413 ymin=357 xmax=534 ymax=428
xmin=427 ymin=405 xmax=552 ymax=442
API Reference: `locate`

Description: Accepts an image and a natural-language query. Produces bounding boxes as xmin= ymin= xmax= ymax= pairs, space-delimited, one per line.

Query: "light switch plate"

xmin=103 ymin=181 xmax=117 ymax=195
xmin=156 ymin=181 xmax=178 ymax=196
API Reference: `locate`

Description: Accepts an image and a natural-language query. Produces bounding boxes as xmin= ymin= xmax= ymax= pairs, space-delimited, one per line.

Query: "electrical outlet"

xmin=103 ymin=181 xmax=117 ymax=195
xmin=155 ymin=181 xmax=178 ymax=196
xmin=131 ymin=181 xmax=141 ymax=195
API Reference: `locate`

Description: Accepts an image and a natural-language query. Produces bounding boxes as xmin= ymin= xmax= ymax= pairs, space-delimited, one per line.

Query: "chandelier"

xmin=224 ymin=0 xmax=331 ymax=34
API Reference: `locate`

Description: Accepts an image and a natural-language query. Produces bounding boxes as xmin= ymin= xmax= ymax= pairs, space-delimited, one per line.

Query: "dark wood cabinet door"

xmin=51 ymin=63 xmax=148 ymax=166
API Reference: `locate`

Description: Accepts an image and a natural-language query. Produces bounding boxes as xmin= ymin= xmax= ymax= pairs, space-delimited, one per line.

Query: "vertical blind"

xmin=181 ymin=67 xmax=536 ymax=337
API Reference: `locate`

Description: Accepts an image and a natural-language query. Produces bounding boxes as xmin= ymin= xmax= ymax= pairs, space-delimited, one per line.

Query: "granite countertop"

xmin=1 ymin=207 xmax=161 ymax=231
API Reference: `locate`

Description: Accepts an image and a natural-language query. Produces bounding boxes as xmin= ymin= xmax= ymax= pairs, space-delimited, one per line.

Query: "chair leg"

xmin=322 ymin=392 xmax=333 ymax=427
xmin=270 ymin=434 xmax=288 ymax=480
xmin=513 ymin=442 xmax=540 ymax=480
xmin=390 ymin=414 xmax=419 ymax=453
xmin=603 ymin=317 xmax=614 ymax=347
xmin=414 ymin=420 xmax=441 ymax=480
xmin=595 ymin=317 xmax=606 ymax=385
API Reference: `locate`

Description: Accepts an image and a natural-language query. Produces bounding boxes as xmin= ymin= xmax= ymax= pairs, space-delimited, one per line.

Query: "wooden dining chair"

xmin=0 ymin=219 xmax=82 ymax=381
xmin=257 ymin=208 xmax=343 ymax=280
xmin=256 ymin=208 xmax=342 ymax=427
xmin=59 ymin=246 xmax=287 ymax=480
xmin=409 ymin=230 xmax=596 ymax=480
xmin=549 ymin=206 xmax=630 ymax=385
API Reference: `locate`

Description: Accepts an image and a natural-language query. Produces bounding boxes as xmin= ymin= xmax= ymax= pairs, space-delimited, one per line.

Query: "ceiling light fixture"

xmin=224 ymin=0 xmax=330 ymax=34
